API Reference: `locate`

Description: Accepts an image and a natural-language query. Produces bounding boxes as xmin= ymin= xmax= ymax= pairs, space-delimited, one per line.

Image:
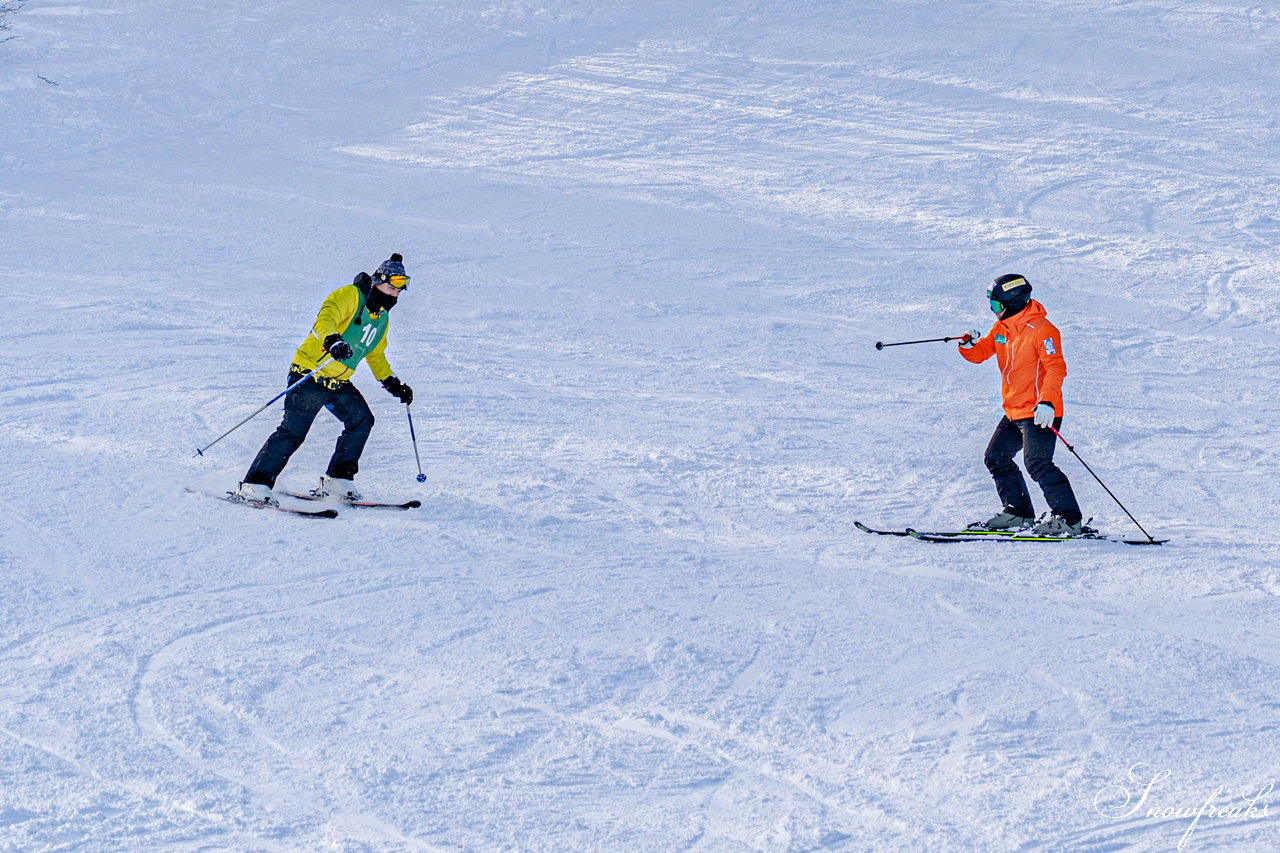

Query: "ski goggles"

xmin=376 ymin=273 xmax=411 ymax=290
xmin=986 ymin=289 xmax=1003 ymax=314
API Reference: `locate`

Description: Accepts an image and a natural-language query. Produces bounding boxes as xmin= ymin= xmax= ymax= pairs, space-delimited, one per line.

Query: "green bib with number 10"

xmin=337 ymin=292 xmax=388 ymax=369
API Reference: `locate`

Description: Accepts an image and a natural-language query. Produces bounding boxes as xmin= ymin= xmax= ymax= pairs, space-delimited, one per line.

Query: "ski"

xmin=906 ymin=528 xmax=1167 ymax=545
xmin=284 ymin=491 xmax=421 ymax=510
xmin=186 ymin=488 xmax=339 ymax=519
xmin=855 ymin=520 xmax=1015 ymax=538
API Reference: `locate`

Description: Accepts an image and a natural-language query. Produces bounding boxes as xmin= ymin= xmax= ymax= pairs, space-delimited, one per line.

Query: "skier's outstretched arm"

xmin=958 ymin=326 xmax=996 ymax=362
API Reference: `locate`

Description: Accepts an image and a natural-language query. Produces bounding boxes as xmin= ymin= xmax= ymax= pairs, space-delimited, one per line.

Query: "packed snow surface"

xmin=3 ymin=0 xmax=1280 ymax=849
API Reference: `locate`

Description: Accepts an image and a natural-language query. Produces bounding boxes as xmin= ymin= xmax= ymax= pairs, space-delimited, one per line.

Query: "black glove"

xmin=382 ymin=375 xmax=413 ymax=405
xmin=323 ymin=333 xmax=354 ymax=361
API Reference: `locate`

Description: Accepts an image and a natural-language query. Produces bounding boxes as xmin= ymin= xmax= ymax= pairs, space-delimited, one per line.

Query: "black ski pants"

xmin=243 ymin=370 xmax=375 ymax=488
xmin=984 ymin=415 xmax=1081 ymax=524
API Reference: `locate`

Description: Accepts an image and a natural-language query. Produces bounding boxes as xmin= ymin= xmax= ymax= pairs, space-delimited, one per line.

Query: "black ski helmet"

xmin=987 ymin=273 xmax=1032 ymax=317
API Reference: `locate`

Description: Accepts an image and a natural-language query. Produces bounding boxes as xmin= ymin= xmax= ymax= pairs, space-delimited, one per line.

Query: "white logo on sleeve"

xmin=1044 ymin=338 xmax=1056 ymax=355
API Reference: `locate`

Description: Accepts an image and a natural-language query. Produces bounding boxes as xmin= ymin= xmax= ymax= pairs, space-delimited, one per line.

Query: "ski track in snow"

xmin=3 ymin=0 xmax=1280 ymax=850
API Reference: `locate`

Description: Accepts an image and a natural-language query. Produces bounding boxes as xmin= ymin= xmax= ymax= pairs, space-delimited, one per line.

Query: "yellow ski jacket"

xmin=291 ymin=284 xmax=393 ymax=384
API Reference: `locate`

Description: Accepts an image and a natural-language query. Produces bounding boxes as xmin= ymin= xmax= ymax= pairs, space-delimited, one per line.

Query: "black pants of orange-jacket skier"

xmin=984 ymin=415 xmax=1082 ymax=525
xmin=243 ymin=370 xmax=374 ymax=488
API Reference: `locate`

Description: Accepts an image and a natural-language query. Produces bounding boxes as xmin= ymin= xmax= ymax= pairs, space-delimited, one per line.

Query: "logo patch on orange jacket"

xmin=1044 ymin=338 xmax=1056 ymax=355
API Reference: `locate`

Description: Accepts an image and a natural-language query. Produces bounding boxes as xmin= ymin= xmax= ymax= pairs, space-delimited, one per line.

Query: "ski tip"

xmin=854 ymin=520 xmax=873 ymax=533
xmin=347 ymin=499 xmax=422 ymax=509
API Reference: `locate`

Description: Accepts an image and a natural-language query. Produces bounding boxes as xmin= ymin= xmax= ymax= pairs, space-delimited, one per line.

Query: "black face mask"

xmin=997 ymin=298 xmax=1029 ymax=321
xmin=366 ymin=286 xmax=399 ymax=313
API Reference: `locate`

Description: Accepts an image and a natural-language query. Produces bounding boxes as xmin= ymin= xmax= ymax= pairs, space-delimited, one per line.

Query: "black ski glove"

xmin=382 ymin=375 xmax=413 ymax=405
xmin=323 ymin=333 xmax=353 ymax=361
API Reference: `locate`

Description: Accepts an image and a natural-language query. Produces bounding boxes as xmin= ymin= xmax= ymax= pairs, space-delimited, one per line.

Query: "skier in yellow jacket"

xmin=235 ymin=254 xmax=414 ymax=506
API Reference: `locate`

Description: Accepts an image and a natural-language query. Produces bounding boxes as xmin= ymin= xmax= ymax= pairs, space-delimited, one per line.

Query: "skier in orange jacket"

xmin=959 ymin=274 xmax=1083 ymax=536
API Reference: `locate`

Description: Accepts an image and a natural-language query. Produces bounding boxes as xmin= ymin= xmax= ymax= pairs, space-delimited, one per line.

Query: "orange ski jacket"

xmin=959 ymin=299 xmax=1066 ymax=420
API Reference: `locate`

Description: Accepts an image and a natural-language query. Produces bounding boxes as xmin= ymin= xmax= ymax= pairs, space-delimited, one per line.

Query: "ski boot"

xmin=312 ymin=476 xmax=362 ymax=502
xmin=232 ymin=482 xmax=279 ymax=507
xmin=1032 ymin=514 xmax=1084 ymax=538
xmin=969 ymin=508 xmax=1034 ymax=532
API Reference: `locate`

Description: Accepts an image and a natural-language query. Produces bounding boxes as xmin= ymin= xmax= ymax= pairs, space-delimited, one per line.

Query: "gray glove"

xmin=959 ymin=329 xmax=983 ymax=350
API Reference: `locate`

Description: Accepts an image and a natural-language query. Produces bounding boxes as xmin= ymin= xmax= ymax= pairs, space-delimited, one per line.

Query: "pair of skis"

xmin=193 ymin=489 xmax=420 ymax=519
xmin=855 ymin=521 xmax=1168 ymax=545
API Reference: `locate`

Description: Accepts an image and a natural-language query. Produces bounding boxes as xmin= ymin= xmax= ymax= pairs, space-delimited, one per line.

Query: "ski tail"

xmin=906 ymin=528 xmax=1167 ymax=545
xmin=185 ymin=488 xmax=339 ymax=518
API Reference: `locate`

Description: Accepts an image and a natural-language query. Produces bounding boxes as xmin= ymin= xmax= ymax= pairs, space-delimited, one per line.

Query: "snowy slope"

xmin=2 ymin=0 xmax=1280 ymax=849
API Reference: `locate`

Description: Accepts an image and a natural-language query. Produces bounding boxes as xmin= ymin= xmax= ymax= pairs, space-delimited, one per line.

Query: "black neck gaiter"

xmin=366 ymin=287 xmax=399 ymax=314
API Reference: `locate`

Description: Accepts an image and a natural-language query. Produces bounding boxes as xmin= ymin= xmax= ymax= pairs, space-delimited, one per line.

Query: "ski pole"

xmin=1050 ymin=427 xmax=1157 ymax=543
xmin=193 ymin=357 xmax=334 ymax=458
xmin=406 ymin=404 xmax=427 ymax=483
xmin=875 ymin=335 xmax=971 ymax=350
